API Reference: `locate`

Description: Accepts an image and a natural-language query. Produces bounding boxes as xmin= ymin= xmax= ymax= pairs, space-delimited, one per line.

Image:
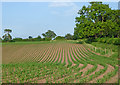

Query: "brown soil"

xmin=49 ymin=48 xmax=59 ymax=62
xmin=68 ymin=48 xmax=76 ymax=65
xmin=61 ymin=49 xmax=64 ymax=63
xmin=79 ymin=64 xmax=93 ymax=76
xmin=69 ymin=48 xmax=77 ymax=62
xmin=72 ymin=47 xmax=86 ymax=61
xmin=65 ymin=49 xmax=69 ymax=65
xmin=2 ymin=44 xmax=49 ymax=64
xmin=79 ymin=64 xmax=84 ymax=67
xmin=105 ymin=72 xmax=118 ymax=83
xmin=53 ymin=48 xmax=60 ymax=63
xmin=40 ymin=45 xmax=53 ymax=62
xmin=37 ymin=46 xmax=50 ymax=61
xmin=75 ymin=47 xmax=86 ymax=60
xmin=89 ymin=64 xmax=114 ymax=83
xmin=45 ymin=46 xmax=57 ymax=62
xmin=37 ymin=79 xmax=46 ymax=83
xmin=58 ymin=48 xmax=62 ymax=63
xmin=90 ymin=64 xmax=104 ymax=75
xmin=74 ymin=64 xmax=104 ymax=83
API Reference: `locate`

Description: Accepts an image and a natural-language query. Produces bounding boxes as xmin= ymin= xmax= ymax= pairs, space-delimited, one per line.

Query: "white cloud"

xmin=49 ymin=2 xmax=76 ymax=7
xmin=49 ymin=2 xmax=79 ymax=16
xmin=64 ymin=3 xmax=79 ymax=16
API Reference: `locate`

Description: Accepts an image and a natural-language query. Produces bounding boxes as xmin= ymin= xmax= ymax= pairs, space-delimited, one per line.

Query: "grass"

xmin=1 ymin=40 xmax=78 ymax=45
xmin=2 ymin=41 xmax=53 ymax=45
xmin=91 ymin=42 xmax=118 ymax=52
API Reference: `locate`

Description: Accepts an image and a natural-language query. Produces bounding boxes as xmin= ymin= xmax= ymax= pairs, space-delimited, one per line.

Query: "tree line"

xmin=1 ymin=29 xmax=74 ymax=42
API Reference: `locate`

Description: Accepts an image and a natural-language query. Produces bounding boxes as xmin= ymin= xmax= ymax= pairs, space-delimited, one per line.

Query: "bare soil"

xmin=89 ymin=64 xmax=114 ymax=83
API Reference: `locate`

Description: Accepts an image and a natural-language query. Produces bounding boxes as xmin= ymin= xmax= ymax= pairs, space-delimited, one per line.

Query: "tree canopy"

xmin=74 ymin=2 xmax=120 ymax=39
xmin=2 ymin=29 xmax=12 ymax=42
xmin=42 ymin=30 xmax=56 ymax=39
xmin=55 ymin=36 xmax=65 ymax=40
xmin=4 ymin=29 xmax=12 ymax=33
xmin=65 ymin=33 xmax=73 ymax=40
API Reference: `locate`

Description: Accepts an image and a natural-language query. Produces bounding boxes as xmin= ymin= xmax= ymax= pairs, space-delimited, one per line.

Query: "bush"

xmin=77 ymin=40 xmax=84 ymax=44
xmin=79 ymin=41 xmax=84 ymax=44
xmin=85 ymin=37 xmax=97 ymax=44
xmin=100 ymin=39 xmax=106 ymax=43
xmin=97 ymin=38 xmax=119 ymax=45
xmin=13 ymin=38 xmax=22 ymax=41
xmin=107 ymin=39 xmax=112 ymax=44
xmin=85 ymin=39 xmax=92 ymax=44
xmin=55 ymin=36 xmax=65 ymax=40
xmin=22 ymin=39 xmax=29 ymax=41
xmin=9 ymin=40 xmax=15 ymax=42
xmin=45 ymin=38 xmax=51 ymax=41
xmin=114 ymin=39 xmax=120 ymax=45
xmin=2 ymin=39 xmax=15 ymax=42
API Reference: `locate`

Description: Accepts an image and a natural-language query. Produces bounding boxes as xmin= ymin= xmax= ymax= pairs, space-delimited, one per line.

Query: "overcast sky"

xmin=2 ymin=2 xmax=118 ymax=39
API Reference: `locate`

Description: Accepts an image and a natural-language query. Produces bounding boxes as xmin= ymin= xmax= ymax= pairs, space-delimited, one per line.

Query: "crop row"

xmin=2 ymin=42 xmax=118 ymax=83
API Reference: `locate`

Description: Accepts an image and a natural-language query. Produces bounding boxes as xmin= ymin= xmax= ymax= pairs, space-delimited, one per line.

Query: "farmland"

xmin=2 ymin=41 xmax=118 ymax=83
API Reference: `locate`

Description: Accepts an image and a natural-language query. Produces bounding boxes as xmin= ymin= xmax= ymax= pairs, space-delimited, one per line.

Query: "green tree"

xmin=28 ymin=36 xmax=32 ymax=39
xmin=65 ymin=33 xmax=73 ymax=40
xmin=74 ymin=2 xmax=120 ymax=39
xmin=42 ymin=30 xmax=56 ymax=39
xmin=37 ymin=35 xmax=41 ymax=40
xmin=13 ymin=38 xmax=23 ymax=41
xmin=34 ymin=35 xmax=41 ymax=41
xmin=55 ymin=36 xmax=65 ymax=40
xmin=2 ymin=29 xmax=12 ymax=42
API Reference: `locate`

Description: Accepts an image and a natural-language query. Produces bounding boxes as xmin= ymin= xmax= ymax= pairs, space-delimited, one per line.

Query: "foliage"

xmin=72 ymin=34 xmax=80 ymax=40
xmin=4 ymin=29 xmax=12 ymax=33
xmin=45 ymin=37 xmax=51 ymax=41
xmin=76 ymin=39 xmax=84 ymax=44
xmin=65 ymin=33 xmax=73 ymax=40
xmin=42 ymin=30 xmax=56 ymax=39
xmin=55 ymin=36 xmax=65 ymax=40
xmin=2 ymin=29 xmax=12 ymax=42
xmin=13 ymin=38 xmax=23 ymax=41
xmin=95 ymin=38 xmax=120 ymax=45
xmin=36 ymin=35 xmax=41 ymax=41
xmin=28 ymin=36 xmax=32 ymax=39
xmin=74 ymin=2 xmax=120 ymax=39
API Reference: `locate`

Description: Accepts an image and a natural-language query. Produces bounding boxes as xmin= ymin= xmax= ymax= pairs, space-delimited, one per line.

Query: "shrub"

xmin=106 ymin=38 xmax=111 ymax=44
xmin=9 ymin=40 xmax=15 ymax=42
xmin=114 ymin=39 xmax=120 ymax=45
xmin=85 ymin=37 xmax=97 ymax=44
xmin=101 ymin=39 xmax=106 ymax=43
xmin=55 ymin=36 xmax=65 ymax=40
xmin=45 ymin=38 xmax=51 ymax=41
xmin=85 ymin=39 xmax=92 ymax=44
xmin=13 ymin=38 xmax=22 ymax=41
xmin=76 ymin=39 xmax=84 ymax=44
xmin=108 ymin=39 xmax=113 ymax=44
xmin=97 ymin=38 xmax=120 ymax=45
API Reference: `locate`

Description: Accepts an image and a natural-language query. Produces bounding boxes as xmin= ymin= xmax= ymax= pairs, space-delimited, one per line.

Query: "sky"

xmin=2 ymin=2 xmax=119 ymax=39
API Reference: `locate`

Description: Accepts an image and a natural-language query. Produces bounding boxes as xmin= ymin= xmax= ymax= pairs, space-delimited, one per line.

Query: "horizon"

xmin=2 ymin=2 xmax=118 ymax=39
